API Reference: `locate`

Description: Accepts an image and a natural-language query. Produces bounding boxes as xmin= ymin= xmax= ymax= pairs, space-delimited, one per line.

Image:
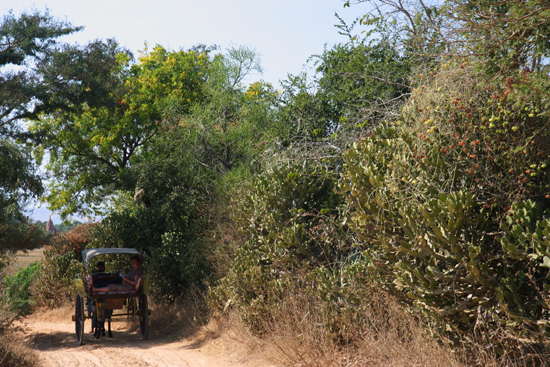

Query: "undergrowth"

xmin=212 ymin=277 xmax=550 ymax=366
xmin=0 ymin=301 xmax=38 ymax=367
xmin=147 ymin=287 xmax=210 ymax=340
xmin=0 ymin=334 xmax=38 ymax=367
xmin=2 ymin=262 xmax=41 ymax=316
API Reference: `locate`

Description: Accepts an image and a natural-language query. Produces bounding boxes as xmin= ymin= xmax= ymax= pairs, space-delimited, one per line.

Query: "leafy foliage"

xmin=0 ymin=9 xmax=81 ymax=131
xmin=312 ymin=34 xmax=411 ymax=133
xmin=0 ymin=140 xmax=42 ymax=216
xmin=0 ymin=140 xmax=47 ymax=254
xmin=0 ymin=9 xmax=80 ymax=261
xmin=31 ymin=224 xmax=94 ymax=307
xmin=210 ymin=162 xmax=348 ymax=330
xmin=180 ymin=46 xmax=273 ymax=174
xmin=277 ymin=38 xmax=410 ymax=144
xmin=31 ymin=44 xmax=213 ymax=217
xmin=340 ymin=62 xmax=550 ymax=349
xmin=87 ymin=46 xmax=275 ymax=301
xmin=2 ymin=262 xmax=41 ymax=315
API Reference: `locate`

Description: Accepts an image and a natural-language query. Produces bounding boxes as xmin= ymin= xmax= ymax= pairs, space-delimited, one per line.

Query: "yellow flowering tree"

xmin=31 ymin=44 xmax=213 ymax=217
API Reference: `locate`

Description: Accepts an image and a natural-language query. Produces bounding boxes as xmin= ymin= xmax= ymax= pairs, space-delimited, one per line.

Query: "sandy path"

xmin=15 ymin=308 xmax=275 ymax=367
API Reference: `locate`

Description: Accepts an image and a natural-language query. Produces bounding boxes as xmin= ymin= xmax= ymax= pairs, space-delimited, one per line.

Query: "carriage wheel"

xmin=138 ymin=294 xmax=148 ymax=340
xmin=75 ymin=295 xmax=85 ymax=345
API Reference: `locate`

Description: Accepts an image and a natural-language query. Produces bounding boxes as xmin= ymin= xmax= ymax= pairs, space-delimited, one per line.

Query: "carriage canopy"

xmin=81 ymin=248 xmax=143 ymax=269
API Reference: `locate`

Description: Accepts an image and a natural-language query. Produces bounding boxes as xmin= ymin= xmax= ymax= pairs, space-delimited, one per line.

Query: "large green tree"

xmin=349 ymin=0 xmax=550 ymax=72
xmin=32 ymin=45 xmax=213 ymax=217
xmin=0 ymin=9 xmax=81 ymax=133
xmin=0 ymin=9 xmax=85 ymax=256
xmin=1 ymin=10 xmax=129 ymax=215
xmin=85 ymin=46 xmax=275 ymax=300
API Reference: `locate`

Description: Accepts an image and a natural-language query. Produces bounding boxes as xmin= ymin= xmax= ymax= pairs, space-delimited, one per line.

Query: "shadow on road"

xmin=21 ymin=317 xmax=178 ymax=352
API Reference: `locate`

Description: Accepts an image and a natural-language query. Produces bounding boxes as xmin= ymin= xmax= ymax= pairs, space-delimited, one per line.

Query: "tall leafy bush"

xmin=31 ymin=224 xmax=94 ymax=307
xmin=3 ymin=262 xmax=41 ymax=315
xmin=210 ymin=162 xmax=348 ymax=329
xmin=340 ymin=62 xmax=550 ymax=348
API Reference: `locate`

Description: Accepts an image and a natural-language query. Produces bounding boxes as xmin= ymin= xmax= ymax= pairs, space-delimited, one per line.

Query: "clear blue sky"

xmin=4 ymin=0 xmax=366 ymax=88
xmin=2 ymin=0 xmax=367 ymax=223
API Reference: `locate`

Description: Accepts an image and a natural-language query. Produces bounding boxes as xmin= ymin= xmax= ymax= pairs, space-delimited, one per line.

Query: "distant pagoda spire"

xmin=46 ymin=215 xmax=56 ymax=234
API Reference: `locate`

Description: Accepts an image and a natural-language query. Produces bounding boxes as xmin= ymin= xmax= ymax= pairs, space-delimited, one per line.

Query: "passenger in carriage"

xmin=91 ymin=260 xmax=122 ymax=288
xmin=92 ymin=255 xmax=143 ymax=292
xmin=93 ymin=261 xmax=106 ymax=274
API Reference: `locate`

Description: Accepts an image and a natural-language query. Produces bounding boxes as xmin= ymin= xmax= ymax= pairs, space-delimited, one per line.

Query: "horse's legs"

xmin=87 ymin=301 xmax=92 ymax=333
xmin=89 ymin=300 xmax=97 ymax=333
xmin=107 ymin=309 xmax=113 ymax=338
xmin=94 ymin=319 xmax=104 ymax=339
xmin=96 ymin=307 xmax=106 ymax=339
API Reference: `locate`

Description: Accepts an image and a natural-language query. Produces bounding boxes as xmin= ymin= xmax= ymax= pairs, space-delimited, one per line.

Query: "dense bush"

xmin=89 ymin=204 xmax=211 ymax=301
xmin=31 ymin=248 xmax=82 ymax=308
xmin=210 ymin=162 xmax=350 ymax=330
xmin=340 ymin=61 xmax=550 ymax=352
xmin=31 ymin=224 xmax=94 ymax=307
xmin=148 ymin=231 xmax=210 ymax=301
xmin=2 ymin=262 xmax=41 ymax=315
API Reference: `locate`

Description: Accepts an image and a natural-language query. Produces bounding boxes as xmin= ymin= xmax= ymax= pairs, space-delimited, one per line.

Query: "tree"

xmin=270 ymin=30 xmax=411 ymax=172
xmin=31 ymin=45 xmax=213 ymax=217
xmin=0 ymin=9 xmax=82 ymax=134
xmin=311 ymin=35 xmax=410 ymax=135
xmin=0 ymin=9 xmax=83 ymax=258
xmin=0 ymin=142 xmax=45 ymax=260
xmin=348 ymin=0 xmax=550 ymax=73
xmin=181 ymin=45 xmax=273 ymax=174
xmin=105 ymin=46 xmax=276 ymax=300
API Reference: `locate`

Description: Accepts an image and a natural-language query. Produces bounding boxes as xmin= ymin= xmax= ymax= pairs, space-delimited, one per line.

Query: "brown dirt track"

xmin=15 ymin=307 xmax=275 ymax=367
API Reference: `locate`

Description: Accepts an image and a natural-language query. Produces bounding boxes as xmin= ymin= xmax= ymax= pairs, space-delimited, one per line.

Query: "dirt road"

xmin=16 ymin=308 xmax=275 ymax=367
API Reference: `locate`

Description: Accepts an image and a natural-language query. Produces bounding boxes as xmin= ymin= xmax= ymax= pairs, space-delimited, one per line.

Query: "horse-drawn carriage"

xmin=73 ymin=248 xmax=150 ymax=345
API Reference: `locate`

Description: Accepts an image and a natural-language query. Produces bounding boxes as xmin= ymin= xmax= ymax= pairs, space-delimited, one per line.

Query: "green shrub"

xmin=30 ymin=225 xmax=94 ymax=307
xmin=3 ymin=262 xmax=41 ymax=315
xmin=31 ymin=248 xmax=82 ymax=308
xmin=148 ymin=231 xmax=210 ymax=301
xmin=210 ymin=162 xmax=350 ymax=331
xmin=339 ymin=61 xmax=550 ymax=350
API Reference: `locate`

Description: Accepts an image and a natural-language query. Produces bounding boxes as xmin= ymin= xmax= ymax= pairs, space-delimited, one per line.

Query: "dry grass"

xmin=0 ymin=334 xmax=38 ymax=367
xmin=147 ymin=289 xmax=210 ymax=340
xmin=4 ymin=248 xmax=44 ymax=277
xmin=210 ymin=285 xmax=550 ymax=367
xmin=0 ymin=249 xmax=43 ymax=367
xmin=204 ymin=280 xmax=468 ymax=367
xmin=259 ymin=291 xmax=464 ymax=367
xmin=0 ymin=303 xmax=38 ymax=367
xmin=206 ymin=307 xmax=462 ymax=367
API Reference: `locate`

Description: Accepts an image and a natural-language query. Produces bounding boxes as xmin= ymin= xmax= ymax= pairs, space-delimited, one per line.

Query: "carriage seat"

xmin=86 ymin=273 xmax=144 ymax=299
xmin=93 ymin=272 xmax=120 ymax=283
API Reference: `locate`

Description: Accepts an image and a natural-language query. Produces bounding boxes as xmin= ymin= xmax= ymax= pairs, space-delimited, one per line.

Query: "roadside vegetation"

xmin=2 ymin=1 xmax=550 ymax=366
